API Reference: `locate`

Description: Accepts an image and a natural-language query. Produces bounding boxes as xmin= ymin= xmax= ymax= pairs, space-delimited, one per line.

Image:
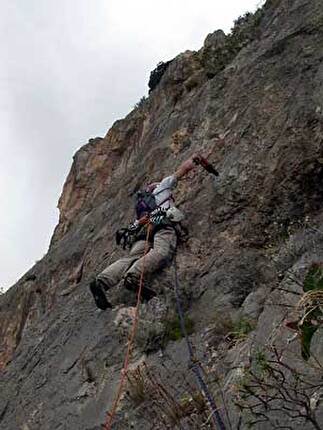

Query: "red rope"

xmin=104 ymin=223 xmax=152 ymax=430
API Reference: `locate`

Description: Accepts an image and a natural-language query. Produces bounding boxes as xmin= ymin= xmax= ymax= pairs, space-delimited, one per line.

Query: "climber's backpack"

xmin=135 ymin=190 xmax=158 ymax=219
xmin=135 ymin=186 xmax=173 ymax=220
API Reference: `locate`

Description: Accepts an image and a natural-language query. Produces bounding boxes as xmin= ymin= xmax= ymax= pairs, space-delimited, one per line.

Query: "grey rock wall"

xmin=0 ymin=0 xmax=323 ymax=428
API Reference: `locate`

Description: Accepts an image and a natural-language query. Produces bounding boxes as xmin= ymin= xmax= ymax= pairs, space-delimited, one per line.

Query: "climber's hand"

xmin=192 ymin=153 xmax=203 ymax=165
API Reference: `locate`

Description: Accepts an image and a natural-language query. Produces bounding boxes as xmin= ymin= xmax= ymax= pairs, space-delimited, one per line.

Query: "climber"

xmin=89 ymin=152 xmax=212 ymax=310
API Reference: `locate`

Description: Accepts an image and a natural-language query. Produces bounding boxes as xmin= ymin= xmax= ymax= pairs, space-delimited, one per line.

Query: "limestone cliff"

xmin=1 ymin=0 xmax=323 ymax=429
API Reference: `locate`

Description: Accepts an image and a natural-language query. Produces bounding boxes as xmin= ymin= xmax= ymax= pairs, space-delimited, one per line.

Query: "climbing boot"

xmin=124 ymin=273 xmax=157 ymax=302
xmin=89 ymin=279 xmax=112 ymax=310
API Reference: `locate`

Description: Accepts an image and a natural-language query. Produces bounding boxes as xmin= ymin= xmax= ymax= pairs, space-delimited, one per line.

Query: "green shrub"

xmin=297 ymin=264 xmax=323 ymax=360
xmin=254 ymin=349 xmax=270 ymax=374
xmin=303 ymin=263 xmax=323 ymax=292
xmin=148 ymin=60 xmax=172 ymax=92
xmin=163 ymin=314 xmax=194 ymax=344
xmin=233 ymin=317 xmax=255 ymax=339
xmin=201 ymin=6 xmax=266 ymax=78
xmin=134 ymin=96 xmax=148 ymax=110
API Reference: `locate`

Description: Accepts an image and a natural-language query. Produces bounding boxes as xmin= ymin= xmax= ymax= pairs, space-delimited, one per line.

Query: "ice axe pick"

xmin=193 ymin=155 xmax=219 ymax=176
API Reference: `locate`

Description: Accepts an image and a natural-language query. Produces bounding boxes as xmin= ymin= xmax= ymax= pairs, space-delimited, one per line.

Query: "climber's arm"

xmin=174 ymin=153 xmax=202 ymax=180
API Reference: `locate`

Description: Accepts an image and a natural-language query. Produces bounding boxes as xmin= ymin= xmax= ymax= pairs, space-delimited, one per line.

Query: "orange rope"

xmin=104 ymin=223 xmax=152 ymax=430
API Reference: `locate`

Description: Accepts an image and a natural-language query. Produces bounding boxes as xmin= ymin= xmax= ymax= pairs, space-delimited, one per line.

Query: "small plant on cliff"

xmin=126 ymin=366 xmax=148 ymax=406
xmin=134 ymin=95 xmax=148 ymax=110
xmin=304 ymin=263 xmax=323 ymax=292
xmin=126 ymin=363 xmax=211 ymax=428
xmin=296 ymin=263 xmax=323 ymax=360
xmin=209 ymin=314 xmax=255 ymax=346
xmin=148 ymin=60 xmax=172 ymax=92
xmin=281 ymin=263 xmax=323 ymax=361
xmin=162 ymin=313 xmax=194 ymax=345
xmin=233 ymin=346 xmax=323 ymax=430
xmin=229 ymin=9 xmax=264 ymax=46
xmin=232 ymin=316 xmax=255 ymax=340
xmin=202 ymin=6 xmax=266 ymax=78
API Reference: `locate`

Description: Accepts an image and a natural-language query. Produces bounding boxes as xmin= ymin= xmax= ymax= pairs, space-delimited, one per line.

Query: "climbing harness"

xmin=104 ymin=223 xmax=153 ymax=430
xmin=116 ymin=208 xmax=177 ymax=249
xmin=173 ymin=256 xmax=226 ymax=430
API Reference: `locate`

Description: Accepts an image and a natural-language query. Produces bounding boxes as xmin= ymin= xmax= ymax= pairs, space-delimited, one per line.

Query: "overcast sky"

xmin=0 ymin=0 xmax=262 ymax=291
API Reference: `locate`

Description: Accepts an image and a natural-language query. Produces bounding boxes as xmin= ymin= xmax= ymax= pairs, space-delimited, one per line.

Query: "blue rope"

xmin=173 ymin=256 xmax=226 ymax=430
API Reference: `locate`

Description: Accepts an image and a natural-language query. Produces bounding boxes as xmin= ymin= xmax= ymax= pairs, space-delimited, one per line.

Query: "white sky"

xmin=0 ymin=0 xmax=262 ymax=291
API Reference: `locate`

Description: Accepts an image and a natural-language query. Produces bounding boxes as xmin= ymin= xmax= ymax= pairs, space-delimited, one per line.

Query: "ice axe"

xmin=193 ymin=155 xmax=219 ymax=176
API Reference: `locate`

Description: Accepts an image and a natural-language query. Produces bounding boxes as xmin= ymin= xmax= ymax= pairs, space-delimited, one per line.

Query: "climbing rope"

xmin=104 ymin=223 xmax=152 ymax=430
xmin=173 ymin=256 xmax=226 ymax=430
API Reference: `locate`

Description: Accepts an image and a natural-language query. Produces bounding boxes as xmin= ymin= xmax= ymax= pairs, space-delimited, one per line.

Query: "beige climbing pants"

xmin=97 ymin=226 xmax=177 ymax=289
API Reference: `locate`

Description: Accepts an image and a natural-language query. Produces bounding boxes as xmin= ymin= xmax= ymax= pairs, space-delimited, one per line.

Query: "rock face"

xmin=1 ymin=0 xmax=323 ymax=429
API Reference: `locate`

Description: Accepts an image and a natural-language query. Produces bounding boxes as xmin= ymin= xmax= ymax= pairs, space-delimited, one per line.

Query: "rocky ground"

xmin=1 ymin=0 xmax=323 ymax=428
